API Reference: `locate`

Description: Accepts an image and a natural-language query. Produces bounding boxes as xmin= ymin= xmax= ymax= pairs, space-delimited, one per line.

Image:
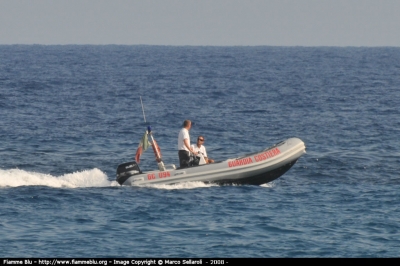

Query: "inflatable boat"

xmin=116 ymin=133 xmax=306 ymax=186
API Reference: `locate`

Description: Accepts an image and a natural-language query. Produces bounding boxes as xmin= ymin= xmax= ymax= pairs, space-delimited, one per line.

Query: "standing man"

xmin=178 ymin=120 xmax=197 ymax=168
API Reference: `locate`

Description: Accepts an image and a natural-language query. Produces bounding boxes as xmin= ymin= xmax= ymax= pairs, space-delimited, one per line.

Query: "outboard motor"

xmin=116 ymin=161 xmax=141 ymax=185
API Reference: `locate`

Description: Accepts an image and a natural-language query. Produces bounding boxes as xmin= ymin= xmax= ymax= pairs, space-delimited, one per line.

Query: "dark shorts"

xmin=178 ymin=150 xmax=190 ymax=168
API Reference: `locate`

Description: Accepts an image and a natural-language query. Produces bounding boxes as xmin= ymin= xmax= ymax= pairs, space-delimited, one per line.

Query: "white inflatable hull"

xmin=116 ymin=138 xmax=306 ymax=186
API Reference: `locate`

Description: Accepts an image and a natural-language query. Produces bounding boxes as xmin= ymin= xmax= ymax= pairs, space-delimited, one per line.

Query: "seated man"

xmin=191 ymin=135 xmax=214 ymax=164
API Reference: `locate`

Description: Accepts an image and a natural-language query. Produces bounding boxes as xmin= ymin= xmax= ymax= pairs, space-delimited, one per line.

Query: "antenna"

xmin=140 ymin=96 xmax=147 ymax=123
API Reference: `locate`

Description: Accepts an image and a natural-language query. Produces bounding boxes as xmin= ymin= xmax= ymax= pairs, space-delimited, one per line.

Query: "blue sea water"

xmin=0 ymin=45 xmax=399 ymax=258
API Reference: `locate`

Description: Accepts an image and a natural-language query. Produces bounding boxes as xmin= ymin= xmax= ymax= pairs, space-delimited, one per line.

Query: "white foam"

xmin=145 ymin=181 xmax=218 ymax=190
xmin=260 ymin=182 xmax=274 ymax=188
xmin=0 ymin=168 xmax=118 ymax=188
xmin=147 ymin=181 xmax=273 ymax=190
xmin=1 ymin=168 xmax=274 ymax=189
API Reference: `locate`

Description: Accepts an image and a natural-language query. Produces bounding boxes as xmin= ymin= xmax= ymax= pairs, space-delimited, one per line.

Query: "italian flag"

xmin=135 ymin=131 xmax=150 ymax=163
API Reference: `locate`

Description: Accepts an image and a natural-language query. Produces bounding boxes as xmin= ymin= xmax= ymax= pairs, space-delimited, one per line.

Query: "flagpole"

xmin=140 ymin=96 xmax=146 ymax=123
xmin=135 ymin=96 xmax=147 ymax=163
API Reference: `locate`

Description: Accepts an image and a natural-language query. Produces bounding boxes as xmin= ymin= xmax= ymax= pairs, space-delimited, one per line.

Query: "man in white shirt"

xmin=191 ymin=135 xmax=214 ymax=164
xmin=178 ymin=120 xmax=197 ymax=168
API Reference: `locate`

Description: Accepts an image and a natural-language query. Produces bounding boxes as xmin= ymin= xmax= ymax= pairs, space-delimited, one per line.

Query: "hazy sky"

xmin=1 ymin=0 xmax=399 ymax=46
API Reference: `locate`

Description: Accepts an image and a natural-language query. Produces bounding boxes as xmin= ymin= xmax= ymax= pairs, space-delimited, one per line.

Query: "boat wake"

xmin=0 ymin=168 xmax=276 ymax=189
xmin=143 ymin=181 xmax=219 ymax=190
xmin=0 ymin=168 xmax=119 ymax=188
xmin=260 ymin=183 xmax=274 ymax=188
xmin=142 ymin=181 xmax=274 ymax=190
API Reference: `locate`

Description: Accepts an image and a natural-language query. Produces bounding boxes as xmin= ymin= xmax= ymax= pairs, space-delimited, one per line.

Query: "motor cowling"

xmin=116 ymin=161 xmax=141 ymax=184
